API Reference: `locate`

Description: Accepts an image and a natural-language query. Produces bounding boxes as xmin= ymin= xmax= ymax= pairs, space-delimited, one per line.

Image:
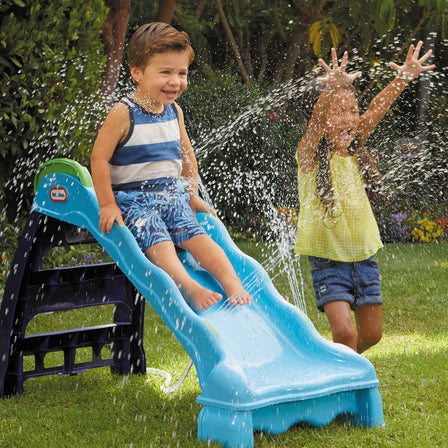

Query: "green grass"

xmin=1 ymin=242 xmax=447 ymax=447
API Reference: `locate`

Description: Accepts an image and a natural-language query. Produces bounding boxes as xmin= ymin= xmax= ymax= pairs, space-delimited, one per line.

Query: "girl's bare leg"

xmin=323 ymin=301 xmax=357 ymax=351
xmin=324 ymin=301 xmax=382 ymax=353
xmin=354 ymin=304 xmax=382 ymax=353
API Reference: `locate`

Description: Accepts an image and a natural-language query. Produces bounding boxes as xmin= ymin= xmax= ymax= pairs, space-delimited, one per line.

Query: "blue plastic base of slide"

xmin=31 ymin=169 xmax=384 ymax=448
xmin=198 ymin=387 xmax=384 ymax=447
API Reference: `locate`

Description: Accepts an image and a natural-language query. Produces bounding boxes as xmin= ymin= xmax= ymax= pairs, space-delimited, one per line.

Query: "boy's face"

xmin=131 ymin=50 xmax=190 ymax=107
xmin=325 ymin=89 xmax=360 ymax=151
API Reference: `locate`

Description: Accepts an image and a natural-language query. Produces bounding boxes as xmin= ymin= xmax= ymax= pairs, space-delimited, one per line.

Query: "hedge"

xmin=0 ymin=0 xmax=108 ymax=222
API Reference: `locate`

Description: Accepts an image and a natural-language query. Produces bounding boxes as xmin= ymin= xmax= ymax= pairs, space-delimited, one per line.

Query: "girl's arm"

xmin=297 ymin=49 xmax=360 ymax=174
xmin=175 ymin=103 xmax=214 ymax=214
xmin=358 ymin=41 xmax=435 ymax=143
xmin=296 ymin=85 xmax=338 ymax=173
xmin=90 ymin=102 xmax=129 ymax=233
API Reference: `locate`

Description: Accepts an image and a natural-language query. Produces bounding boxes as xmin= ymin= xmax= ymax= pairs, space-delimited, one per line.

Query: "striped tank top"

xmin=109 ymin=97 xmax=182 ymax=190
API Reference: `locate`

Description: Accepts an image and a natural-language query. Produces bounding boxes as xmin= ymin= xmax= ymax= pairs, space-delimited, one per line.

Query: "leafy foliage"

xmin=178 ymin=70 xmax=303 ymax=239
xmin=161 ymin=0 xmax=448 ymax=84
xmin=0 ymin=0 xmax=108 ymax=222
xmin=1 ymin=0 xmax=447 ymax=239
xmin=172 ymin=1 xmax=448 ymax=238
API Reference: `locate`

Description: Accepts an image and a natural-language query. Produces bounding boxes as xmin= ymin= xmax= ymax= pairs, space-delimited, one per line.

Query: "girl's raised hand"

xmin=389 ymin=41 xmax=435 ymax=82
xmin=318 ymin=48 xmax=361 ymax=90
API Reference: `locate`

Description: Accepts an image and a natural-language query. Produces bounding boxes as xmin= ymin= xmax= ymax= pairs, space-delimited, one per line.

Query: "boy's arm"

xmin=90 ymin=103 xmax=129 ymax=233
xmin=358 ymin=41 xmax=435 ymax=143
xmin=175 ymin=103 xmax=214 ymax=215
xmin=297 ymin=49 xmax=361 ymax=174
xmin=176 ymin=103 xmax=199 ymax=195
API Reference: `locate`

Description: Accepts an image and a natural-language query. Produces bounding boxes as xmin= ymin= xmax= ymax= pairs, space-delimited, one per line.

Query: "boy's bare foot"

xmin=224 ymin=280 xmax=253 ymax=306
xmin=183 ymin=280 xmax=251 ymax=311
xmin=185 ymin=283 xmax=222 ymax=311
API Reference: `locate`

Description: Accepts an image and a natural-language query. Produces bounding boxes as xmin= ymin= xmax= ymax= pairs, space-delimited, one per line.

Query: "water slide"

xmin=32 ymin=159 xmax=384 ymax=448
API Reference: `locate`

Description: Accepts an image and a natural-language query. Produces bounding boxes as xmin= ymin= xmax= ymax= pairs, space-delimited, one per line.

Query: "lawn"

xmin=0 ymin=241 xmax=447 ymax=448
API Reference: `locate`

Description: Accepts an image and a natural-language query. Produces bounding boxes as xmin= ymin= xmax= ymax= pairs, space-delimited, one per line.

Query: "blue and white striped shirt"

xmin=109 ymin=97 xmax=182 ymax=190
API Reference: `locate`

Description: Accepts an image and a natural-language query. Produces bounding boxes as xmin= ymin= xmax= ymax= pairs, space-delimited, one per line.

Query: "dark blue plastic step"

xmin=0 ymin=211 xmax=147 ymax=396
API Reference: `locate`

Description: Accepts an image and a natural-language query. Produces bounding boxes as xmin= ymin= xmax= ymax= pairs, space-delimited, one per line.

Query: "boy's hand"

xmin=99 ymin=204 xmax=124 ymax=234
xmin=389 ymin=40 xmax=435 ymax=82
xmin=318 ymin=48 xmax=361 ymax=90
xmin=189 ymin=194 xmax=216 ymax=216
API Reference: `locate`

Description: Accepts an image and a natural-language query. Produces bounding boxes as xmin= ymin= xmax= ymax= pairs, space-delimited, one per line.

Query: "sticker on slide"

xmin=50 ymin=187 xmax=68 ymax=203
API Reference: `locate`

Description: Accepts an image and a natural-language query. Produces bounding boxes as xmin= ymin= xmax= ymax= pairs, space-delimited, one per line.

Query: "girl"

xmin=295 ymin=42 xmax=434 ymax=353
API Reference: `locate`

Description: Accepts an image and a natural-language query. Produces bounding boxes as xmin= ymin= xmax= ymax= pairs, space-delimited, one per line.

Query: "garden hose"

xmin=146 ymin=358 xmax=194 ymax=394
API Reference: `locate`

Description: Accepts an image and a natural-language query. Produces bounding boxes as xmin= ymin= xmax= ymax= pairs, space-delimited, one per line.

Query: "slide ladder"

xmin=0 ymin=206 xmax=147 ymax=396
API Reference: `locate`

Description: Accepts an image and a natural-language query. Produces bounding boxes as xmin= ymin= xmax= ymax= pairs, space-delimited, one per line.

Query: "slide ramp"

xmin=32 ymin=160 xmax=384 ymax=448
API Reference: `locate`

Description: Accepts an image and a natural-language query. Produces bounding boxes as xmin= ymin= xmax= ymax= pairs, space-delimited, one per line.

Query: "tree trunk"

xmin=417 ymin=31 xmax=435 ymax=144
xmin=216 ymin=0 xmax=251 ymax=86
xmin=101 ymin=0 xmax=131 ymax=110
xmin=156 ymin=0 xmax=176 ymax=23
xmin=281 ymin=23 xmax=306 ymax=83
xmin=195 ymin=0 xmax=208 ymax=19
xmin=273 ymin=2 xmax=287 ymax=41
xmin=100 ymin=0 xmax=176 ymax=112
xmin=272 ymin=9 xmax=312 ymax=84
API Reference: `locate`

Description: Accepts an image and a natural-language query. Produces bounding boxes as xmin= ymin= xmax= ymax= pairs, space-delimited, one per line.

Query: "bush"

xmin=377 ymin=213 xmax=411 ymax=243
xmin=377 ymin=204 xmax=448 ymax=244
xmin=179 ymin=70 xmax=303 ymax=240
xmin=409 ymin=216 xmax=443 ymax=242
xmin=0 ymin=0 xmax=108 ymax=223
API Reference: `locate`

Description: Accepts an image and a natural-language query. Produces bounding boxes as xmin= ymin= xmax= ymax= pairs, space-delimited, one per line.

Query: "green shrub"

xmin=179 ymin=70 xmax=303 ymax=240
xmin=0 ymin=0 xmax=108 ymax=223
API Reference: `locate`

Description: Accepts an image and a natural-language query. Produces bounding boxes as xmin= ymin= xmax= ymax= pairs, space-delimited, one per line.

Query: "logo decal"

xmin=50 ymin=187 xmax=68 ymax=202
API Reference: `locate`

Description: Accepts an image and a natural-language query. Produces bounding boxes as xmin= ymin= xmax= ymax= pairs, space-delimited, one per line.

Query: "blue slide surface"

xmin=32 ymin=166 xmax=384 ymax=448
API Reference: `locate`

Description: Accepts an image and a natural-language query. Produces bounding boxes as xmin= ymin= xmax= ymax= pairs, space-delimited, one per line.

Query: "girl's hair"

xmin=127 ymin=22 xmax=195 ymax=69
xmin=300 ymin=79 xmax=383 ymax=221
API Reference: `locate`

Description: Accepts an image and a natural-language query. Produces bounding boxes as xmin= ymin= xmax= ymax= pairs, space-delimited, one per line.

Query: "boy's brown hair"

xmin=127 ymin=22 xmax=195 ymax=69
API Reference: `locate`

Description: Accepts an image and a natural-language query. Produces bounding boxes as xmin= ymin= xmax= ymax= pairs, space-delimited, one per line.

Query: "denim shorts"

xmin=309 ymin=256 xmax=382 ymax=312
xmin=114 ymin=188 xmax=206 ymax=251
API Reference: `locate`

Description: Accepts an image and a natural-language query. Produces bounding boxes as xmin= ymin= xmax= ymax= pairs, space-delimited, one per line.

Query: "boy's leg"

xmin=179 ymin=234 xmax=252 ymax=305
xmin=354 ymin=304 xmax=382 ymax=353
xmin=323 ymin=301 xmax=358 ymax=351
xmin=146 ymin=241 xmax=222 ymax=311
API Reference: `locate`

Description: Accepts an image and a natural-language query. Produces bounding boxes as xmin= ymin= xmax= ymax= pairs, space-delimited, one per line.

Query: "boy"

xmin=91 ymin=22 xmax=252 ymax=311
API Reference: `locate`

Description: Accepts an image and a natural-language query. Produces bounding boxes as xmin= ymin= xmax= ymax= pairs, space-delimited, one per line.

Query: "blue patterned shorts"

xmin=114 ymin=188 xmax=206 ymax=251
